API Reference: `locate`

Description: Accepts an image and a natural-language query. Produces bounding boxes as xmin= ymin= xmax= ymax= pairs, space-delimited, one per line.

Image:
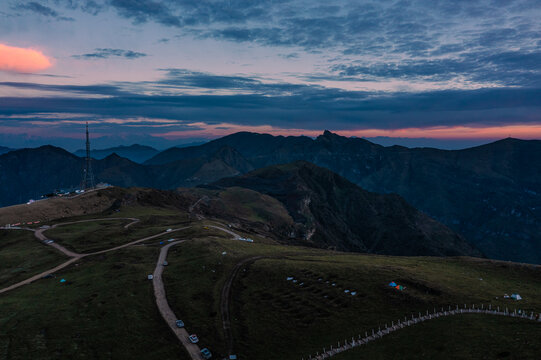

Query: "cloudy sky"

xmin=1 ymin=0 xmax=540 ymax=150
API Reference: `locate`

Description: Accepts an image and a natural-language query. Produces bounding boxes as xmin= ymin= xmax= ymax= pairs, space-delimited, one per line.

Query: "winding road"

xmin=1 ymin=217 xmax=250 ymax=359
xmin=220 ymin=256 xmax=265 ymax=355
xmin=0 ymin=218 xmax=185 ymax=294
xmin=152 ymin=240 xmax=204 ymax=360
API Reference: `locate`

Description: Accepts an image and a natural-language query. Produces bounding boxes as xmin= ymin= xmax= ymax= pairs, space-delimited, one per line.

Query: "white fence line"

xmin=301 ymin=304 xmax=541 ymax=360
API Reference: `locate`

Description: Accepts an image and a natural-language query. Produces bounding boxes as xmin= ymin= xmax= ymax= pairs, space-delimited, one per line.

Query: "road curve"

xmin=152 ymin=240 xmax=203 ymax=360
xmin=208 ymin=225 xmax=241 ymax=240
xmin=0 ymin=219 xmax=188 ymax=296
xmin=221 ymin=256 xmax=265 ymax=355
xmin=0 ymin=257 xmax=79 ymax=295
xmin=34 ymin=217 xmax=141 ymax=258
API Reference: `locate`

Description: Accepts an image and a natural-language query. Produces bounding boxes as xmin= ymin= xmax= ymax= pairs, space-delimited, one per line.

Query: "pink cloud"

xmin=0 ymin=43 xmax=52 ymax=73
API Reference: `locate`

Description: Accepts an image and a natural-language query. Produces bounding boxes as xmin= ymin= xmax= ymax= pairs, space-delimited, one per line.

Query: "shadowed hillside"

xmin=147 ymin=132 xmax=541 ymax=263
xmin=209 ymin=161 xmax=481 ymax=257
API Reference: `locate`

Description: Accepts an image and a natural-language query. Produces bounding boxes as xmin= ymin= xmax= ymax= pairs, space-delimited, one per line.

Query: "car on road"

xmin=200 ymin=348 xmax=212 ymax=359
xmin=166 ymin=228 xmax=173 ymax=232
xmin=175 ymin=320 xmax=184 ymax=328
xmin=188 ymin=334 xmax=199 ymax=343
xmin=46 ymin=240 xmax=54 ymax=244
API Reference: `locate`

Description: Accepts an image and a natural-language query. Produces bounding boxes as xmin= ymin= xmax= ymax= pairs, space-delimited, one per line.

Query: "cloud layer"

xmin=0 ymin=0 xmax=540 ymax=149
xmin=0 ymin=43 xmax=52 ymax=73
xmin=73 ymin=48 xmax=147 ymax=60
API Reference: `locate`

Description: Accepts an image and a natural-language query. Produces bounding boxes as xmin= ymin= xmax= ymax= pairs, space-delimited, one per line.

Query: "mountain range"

xmin=0 ymin=146 xmax=14 ymax=156
xmin=145 ymin=131 xmax=541 ymax=264
xmin=73 ymin=142 xmax=208 ymax=163
xmin=1 ymin=131 xmax=539 ymax=263
xmin=73 ymin=144 xmax=159 ymax=163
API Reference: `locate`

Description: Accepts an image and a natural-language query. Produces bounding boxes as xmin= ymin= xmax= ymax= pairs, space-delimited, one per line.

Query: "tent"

xmin=395 ymin=285 xmax=404 ymax=291
xmin=510 ymin=294 xmax=522 ymax=300
xmin=389 ymin=281 xmax=397 ymax=287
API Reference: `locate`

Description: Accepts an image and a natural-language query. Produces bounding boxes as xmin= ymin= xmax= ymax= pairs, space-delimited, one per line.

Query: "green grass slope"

xmin=0 ymin=193 xmax=539 ymax=360
xmin=334 ymin=314 xmax=541 ymax=360
xmin=0 ymin=230 xmax=66 ymax=288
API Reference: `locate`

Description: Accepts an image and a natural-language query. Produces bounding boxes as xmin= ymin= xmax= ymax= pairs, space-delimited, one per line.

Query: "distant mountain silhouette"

xmin=146 ymin=131 xmax=541 ymax=263
xmin=74 ymin=144 xmax=159 ymax=163
xmin=0 ymin=146 xmax=14 ymax=156
xmin=1 ymin=132 xmax=540 ymax=263
xmin=0 ymin=145 xmax=251 ymax=206
xmin=209 ymin=161 xmax=482 ymax=257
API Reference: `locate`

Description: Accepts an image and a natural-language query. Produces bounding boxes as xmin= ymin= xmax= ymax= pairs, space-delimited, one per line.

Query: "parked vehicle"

xmin=188 ymin=334 xmax=199 ymax=343
xmin=175 ymin=320 xmax=184 ymax=328
xmin=163 ymin=261 xmax=168 ymax=266
xmin=200 ymin=348 xmax=212 ymax=359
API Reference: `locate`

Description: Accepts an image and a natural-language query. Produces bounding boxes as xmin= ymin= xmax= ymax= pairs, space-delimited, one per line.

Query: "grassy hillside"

xmin=333 ymin=315 xmax=541 ymax=360
xmin=0 ymin=197 xmax=539 ymax=360
xmin=211 ymin=161 xmax=481 ymax=257
xmin=0 ymin=246 xmax=188 ymax=360
xmin=0 ymin=230 xmax=66 ymax=288
xmin=164 ymin=238 xmax=540 ymax=359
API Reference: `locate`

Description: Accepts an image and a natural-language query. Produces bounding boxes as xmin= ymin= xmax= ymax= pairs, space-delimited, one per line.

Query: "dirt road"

xmin=0 ymin=218 xmax=187 ymax=295
xmin=0 ymin=257 xmax=80 ymax=295
xmin=152 ymin=240 xmax=203 ymax=360
xmin=220 ymin=256 xmax=265 ymax=355
xmin=208 ymin=225 xmax=242 ymax=240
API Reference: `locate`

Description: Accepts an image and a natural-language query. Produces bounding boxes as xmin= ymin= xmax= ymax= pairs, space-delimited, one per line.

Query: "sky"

xmin=1 ymin=0 xmax=540 ymax=151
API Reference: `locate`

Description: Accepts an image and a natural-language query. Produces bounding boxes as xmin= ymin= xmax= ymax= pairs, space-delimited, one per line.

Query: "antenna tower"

xmin=81 ymin=121 xmax=95 ymax=190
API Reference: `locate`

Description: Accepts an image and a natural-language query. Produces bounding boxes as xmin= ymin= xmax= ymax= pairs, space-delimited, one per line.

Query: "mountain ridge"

xmin=208 ymin=161 xmax=482 ymax=257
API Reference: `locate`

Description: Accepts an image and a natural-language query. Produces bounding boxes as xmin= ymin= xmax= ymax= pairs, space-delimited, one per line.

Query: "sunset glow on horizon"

xmin=150 ymin=123 xmax=541 ymax=141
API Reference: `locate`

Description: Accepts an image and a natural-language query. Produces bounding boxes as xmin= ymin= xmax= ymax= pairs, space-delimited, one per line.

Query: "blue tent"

xmin=389 ymin=281 xmax=397 ymax=287
xmin=60 ymin=279 xmax=66 ymax=283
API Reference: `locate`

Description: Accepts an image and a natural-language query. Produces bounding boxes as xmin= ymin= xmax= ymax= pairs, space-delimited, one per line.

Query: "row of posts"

xmin=301 ymin=304 xmax=541 ymax=360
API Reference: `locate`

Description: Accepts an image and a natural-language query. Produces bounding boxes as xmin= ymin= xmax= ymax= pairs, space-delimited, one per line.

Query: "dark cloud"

xmin=1 ymin=70 xmax=540 ymax=131
xmin=13 ymin=1 xmax=74 ymax=21
xmin=0 ymin=82 xmax=127 ymax=96
xmin=53 ymin=0 xmax=103 ymax=15
xmin=109 ymin=0 xmax=182 ymax=27
xmin=73 ymin=48 xmax=147 ymax=60
xmin=37 ymin=0 xmax=540 ymax=90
